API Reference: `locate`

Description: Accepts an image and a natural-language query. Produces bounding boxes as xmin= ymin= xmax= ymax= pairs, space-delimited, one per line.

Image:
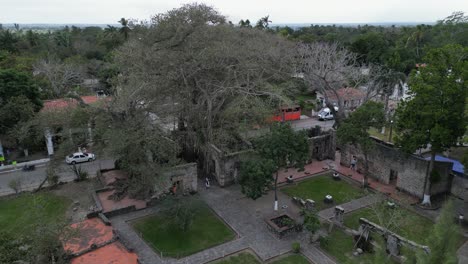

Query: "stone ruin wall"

xmin=340 ymin=141 xmax=453 ymax=198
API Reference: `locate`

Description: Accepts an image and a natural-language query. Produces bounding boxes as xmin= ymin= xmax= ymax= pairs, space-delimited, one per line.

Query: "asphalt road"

xmin=0 ymin=159 xmax=114 ymax=196
xmin=290 ymin=117 xmax=335 ymax=131
xmin=0 ymin=117 xmax=332 ymax=196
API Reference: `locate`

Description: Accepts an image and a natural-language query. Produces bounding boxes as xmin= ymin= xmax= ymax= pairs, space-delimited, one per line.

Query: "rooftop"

xmin=70 ymin=242 xmax=138 ymax=264
xmin=62 ymin=217 xmax=114 ymax=255
xmin=41 ymin=95 xmax=108 ymax=112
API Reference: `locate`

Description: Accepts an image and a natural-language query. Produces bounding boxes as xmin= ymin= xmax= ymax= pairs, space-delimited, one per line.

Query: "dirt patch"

xmin=51 ymin=179 xmax=103 ymax=223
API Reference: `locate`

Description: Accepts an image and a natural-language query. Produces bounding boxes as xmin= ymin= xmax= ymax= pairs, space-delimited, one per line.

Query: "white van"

xmin=318 ymin=107 xmax=338 ymax=121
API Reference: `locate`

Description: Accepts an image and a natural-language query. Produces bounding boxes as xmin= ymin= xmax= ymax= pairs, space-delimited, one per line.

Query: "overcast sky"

xmin=1 ymin=0 xmax=467 ymax=24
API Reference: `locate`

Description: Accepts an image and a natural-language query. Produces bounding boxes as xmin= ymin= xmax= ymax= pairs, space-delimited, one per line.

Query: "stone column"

xmin=334 ymin=206 xmax=345 ymax=225
xmin=87 ymin=122 xmax=93 ymax=144
xmin=386 ymin=234 xmax=400 ymax=256
xmin=44 ymin=129 xmax=54 ymax=156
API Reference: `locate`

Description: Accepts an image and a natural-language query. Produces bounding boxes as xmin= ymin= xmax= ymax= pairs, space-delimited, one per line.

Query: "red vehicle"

xmin=272 ymin=105 xmax=301 ymax=122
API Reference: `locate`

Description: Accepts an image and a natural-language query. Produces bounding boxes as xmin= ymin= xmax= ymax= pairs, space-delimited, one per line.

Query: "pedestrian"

xmin=205 ymin=177 xmax=210 ymax=189
xmin=350 ymin=156 xmax=357 ymax=171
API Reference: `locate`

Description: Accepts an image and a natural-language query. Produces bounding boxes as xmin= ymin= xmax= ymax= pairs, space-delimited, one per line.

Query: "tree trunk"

xmin=363 ymin=152 xmax=369 ymax=188
xmin=422 ymin=151 xmax=435 ymax=206
xmin=381 ymin=94 xmax=389 ymax=134
xmin=274 ymin=170 xmax=279 ymax=211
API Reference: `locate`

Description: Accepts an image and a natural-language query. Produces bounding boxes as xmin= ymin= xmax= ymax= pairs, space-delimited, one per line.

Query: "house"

xmin=316 ymin=88 xmax=366 ymax=111
xmin=41 ymin=95 xmax=108 ymax=156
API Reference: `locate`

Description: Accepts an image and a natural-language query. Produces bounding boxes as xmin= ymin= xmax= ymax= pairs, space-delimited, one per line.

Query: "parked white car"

xmin=66 ymin=152 xmax=96 ymax=164
xmin=318 ymin=106 xmax=339 ymax=121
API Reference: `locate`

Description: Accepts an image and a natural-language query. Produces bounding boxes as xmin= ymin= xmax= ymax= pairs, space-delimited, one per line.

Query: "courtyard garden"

xmin=132 ymin=201 xmax=236 ymax=258
xmin=318 ymin=227 xmax=400 ymax=264
xmin=343 ymin=205 xmax=433 ymax=244
xmin=211 ymin=250 xmax=311 ymax=264
xmin=0 ymin=192 xmax=71 ymax=235
xmin=281 ymin=174 xmax=366 ymax=210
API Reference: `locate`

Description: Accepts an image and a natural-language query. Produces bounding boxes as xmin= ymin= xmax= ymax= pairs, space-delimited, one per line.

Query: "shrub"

xmin=292 ymin=242 xmax=301 ymax=253
xmin=319 ymin=236 xmax=329 ymax=248
xmin=8 ymin=178 xmax=21 ymax=194
xmin=70 ymin=164 xmax=88 ymax=181
xmin=303 ymin=211 xmax=321 ymax=234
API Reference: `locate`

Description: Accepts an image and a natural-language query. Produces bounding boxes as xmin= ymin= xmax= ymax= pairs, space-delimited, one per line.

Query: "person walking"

xmin=205 ymin=177 xmax=210 ymax=189
xmin=350 ymin=156 xmax=357 ymax=171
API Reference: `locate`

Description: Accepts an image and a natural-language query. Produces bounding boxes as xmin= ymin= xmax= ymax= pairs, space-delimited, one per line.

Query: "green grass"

xmin=0 ymin=192 xmax=70 ymax=235
xmin=132 ymin=203 xmax=235 ymax=258
xmin=214 ymin=252 xmax=261 ymax=264
xmin=321 ymin=228 xmax=377 ymax=264
xmin=271 ymin=254 xmax=311 ymax=264
xmin=282 ymin=175 xmax=366 ymax=210
xmin=343 ymin=206 xmax=433 ymax=244
xmin=368 ymin=127 xmax=397 ymax=142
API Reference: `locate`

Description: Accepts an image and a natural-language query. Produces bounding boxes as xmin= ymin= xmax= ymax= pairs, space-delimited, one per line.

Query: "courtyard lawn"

xmin=132 ymin=203 xmax=235 ymax=258
xmin=321 ymin=228 xmax=377 ymax=264
xmin=271 ymin=254 xmax=311 ymax=264
xmin=282 ymin=174 xmax=366 ymax=210
xmin=343 ymin=206 xmax=433 ymax=244
xmin=0 ymin=192 xmax=70 ymax=235
xmin=213 ymin=252 xmax=261 ymax=264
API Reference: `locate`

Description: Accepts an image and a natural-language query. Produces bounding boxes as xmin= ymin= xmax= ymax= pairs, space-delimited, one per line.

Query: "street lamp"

xmin=388 ymin=120 xmax=394 ymax=142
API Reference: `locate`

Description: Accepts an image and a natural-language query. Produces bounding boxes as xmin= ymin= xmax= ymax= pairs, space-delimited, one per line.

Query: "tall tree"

xmin=115 ymin=3 xmax=294 ymax=177
xmin=118 ymin=18 xmax=131 ymax=40
xmin=255 ymin=15 xmax=271 ymax=30
xmin=33 ymin=58 xmax=84 ymax=98
xmin=255 ymin=123 xmax=309 ymax=210
xmin=416 ymin=201 xmax=460 ymax=264
xmin=239 ymin=158 xmax=275 ymax=200
xmin=373 ymin=66 xmax=406 ymax=134
xmin=298 ymin=42 xmax=367 ymax=128
xmin=337 ymin=101 xmax=385 ymax=187
xmin=395 ymin=44 xmax=468 ymax=205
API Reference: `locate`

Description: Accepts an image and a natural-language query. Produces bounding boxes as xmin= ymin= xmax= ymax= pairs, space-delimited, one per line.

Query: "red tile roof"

xmin=62 ymin=218 xmax=115 ymax=255
xmin=324 ymin=88 xmax=365 ymax=101
xmin=41 ymin=96 xmax=107 ymax=112
xmin=70 ymin=242 xmax=138 ymax=264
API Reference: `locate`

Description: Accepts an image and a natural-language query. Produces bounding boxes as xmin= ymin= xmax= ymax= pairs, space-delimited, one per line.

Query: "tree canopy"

xmin=337 ymin=101 xmax=385 ymax=186
xmin=395 ymin=44 xmax=468 ymax=204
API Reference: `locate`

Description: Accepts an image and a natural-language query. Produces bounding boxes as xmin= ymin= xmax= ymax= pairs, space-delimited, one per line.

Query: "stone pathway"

xmin=111 ymin=183 xmax=338 ymax=264
xmin=318 ymin=195 xmax=380 ymax=220
xmin=457 ymin=240 xmax=468 ymax=264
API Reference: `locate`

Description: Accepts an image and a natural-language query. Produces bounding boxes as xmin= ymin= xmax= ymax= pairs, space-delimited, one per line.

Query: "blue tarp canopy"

xmin=425 ymin=155 xmax=465 ymax=174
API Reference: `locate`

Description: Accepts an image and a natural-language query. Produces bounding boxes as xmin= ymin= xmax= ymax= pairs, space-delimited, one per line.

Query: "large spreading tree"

xmin=254 ymin=123 xmax=309 ymax=210
xmin=114 ymin=3 xmax=295 ymax=178
xmin=395 ymin=44 xmax=468 ymax=205
xmin=337 ymin=101 xmax=386 ymax=187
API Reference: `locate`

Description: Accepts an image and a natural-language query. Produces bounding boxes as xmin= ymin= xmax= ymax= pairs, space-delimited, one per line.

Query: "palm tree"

xmin=104 ymin=25 xmax=118 ymax=36
xmin=406 ymin=25 xmax=425 ymax=59
xmin=118 ymin=18 xmax=130 ymax=40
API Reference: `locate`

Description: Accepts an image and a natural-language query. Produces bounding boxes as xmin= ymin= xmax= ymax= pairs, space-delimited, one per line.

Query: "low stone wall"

xmin=451 ymin=175 xmax=468 ymax=199
xmin=208 ymin=144 xmax=253 ymax=187
xmin=161 ymin=162 xmax=198 ymax=193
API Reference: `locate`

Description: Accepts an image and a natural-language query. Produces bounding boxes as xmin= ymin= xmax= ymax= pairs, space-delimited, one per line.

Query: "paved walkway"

xmin=457 ymin=240 xmax=468 ymax=264
xmin=318 ymin=195 xmax=380 ymax=220
xmin=111 ymin=183 xmax=337 ymax=264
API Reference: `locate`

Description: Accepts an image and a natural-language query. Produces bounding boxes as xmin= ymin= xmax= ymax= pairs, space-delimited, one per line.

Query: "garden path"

xmin=111 ymin=183 xmax=337 ymax=264
xmin=317 ymin=194 xmax=380 ymax=220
